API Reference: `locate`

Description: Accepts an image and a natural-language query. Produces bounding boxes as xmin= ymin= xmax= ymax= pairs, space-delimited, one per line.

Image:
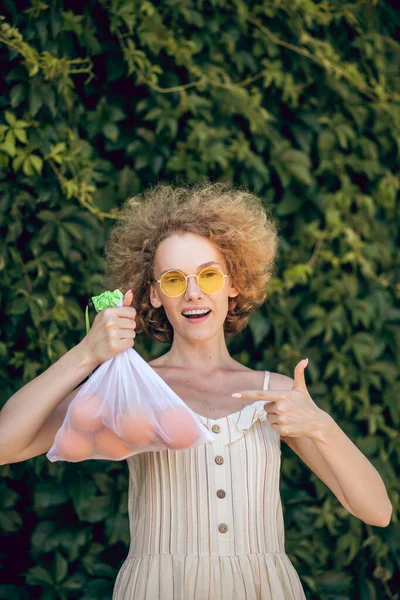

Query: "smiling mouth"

xmin=182 ymin=310 xmax=211 ymax=322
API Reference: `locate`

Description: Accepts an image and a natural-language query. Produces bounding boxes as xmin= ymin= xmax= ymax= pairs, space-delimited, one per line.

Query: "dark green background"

xmin=0 ymin=1 xmax=399 ymax=598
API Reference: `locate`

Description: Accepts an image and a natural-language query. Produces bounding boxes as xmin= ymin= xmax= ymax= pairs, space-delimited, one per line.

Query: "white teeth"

xmin=182 ymin=309 xmax=210 ymax=316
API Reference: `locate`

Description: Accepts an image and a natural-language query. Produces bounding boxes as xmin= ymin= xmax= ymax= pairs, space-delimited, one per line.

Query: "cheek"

xmin=163 ymin=303 xmax=180 ymax=322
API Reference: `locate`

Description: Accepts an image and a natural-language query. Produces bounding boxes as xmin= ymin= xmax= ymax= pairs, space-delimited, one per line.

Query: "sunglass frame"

xmin=153 ymin=267 xmax=229 ymax=297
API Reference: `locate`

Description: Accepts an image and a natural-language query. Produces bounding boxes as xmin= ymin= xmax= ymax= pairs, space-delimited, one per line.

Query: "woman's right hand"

xmin=82 ymin=290 xmax=137 ymax=366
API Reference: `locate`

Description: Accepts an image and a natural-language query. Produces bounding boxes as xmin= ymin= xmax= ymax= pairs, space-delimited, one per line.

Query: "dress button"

xmin=217 ymin=489 xmax=226 ymax=498
xmin=212 ymin=424 xmax=221 ymax=433
xmin=215 ymin=455 xmax=224 ymax=465
xmin=218 ymin=523 xmax=228 ymax=533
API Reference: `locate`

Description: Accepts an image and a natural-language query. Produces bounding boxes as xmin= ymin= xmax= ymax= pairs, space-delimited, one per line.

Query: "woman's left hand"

xmin=232 ymin=359 xmax=329 ymax=441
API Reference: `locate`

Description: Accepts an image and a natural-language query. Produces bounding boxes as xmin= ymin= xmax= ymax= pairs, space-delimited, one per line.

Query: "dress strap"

xmin=263 ymin=370 xmax=270 ymax=391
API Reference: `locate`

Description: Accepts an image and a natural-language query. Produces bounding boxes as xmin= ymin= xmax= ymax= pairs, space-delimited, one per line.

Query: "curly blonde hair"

xmin=103 ymin=180 xmax=280 ymax=343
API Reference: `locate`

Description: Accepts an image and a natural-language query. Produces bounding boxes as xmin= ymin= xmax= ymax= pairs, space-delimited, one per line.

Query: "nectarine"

xmin=117 ymin=407 xmax=156 ymax=446
xmin=55 ymin=427 xmax=94 ymax=462
xmin=157 ymin=406 xmax=201 ymax=449
xmin=94 ymin=426 xmax=134 ymax=459
xmin=70 ymin=392 xmax=104 ymax=432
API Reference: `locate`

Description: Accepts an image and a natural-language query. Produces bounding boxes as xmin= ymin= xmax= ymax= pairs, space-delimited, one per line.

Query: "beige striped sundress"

xmin=112 ymin=370 xmax=307 ymax=599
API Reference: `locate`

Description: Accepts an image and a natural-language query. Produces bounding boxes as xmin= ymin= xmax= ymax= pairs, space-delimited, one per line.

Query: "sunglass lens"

xmin=161 ymin=271 xmax=186 ymax=296
xmin=199 ymin=268 xmax=224 ymax=293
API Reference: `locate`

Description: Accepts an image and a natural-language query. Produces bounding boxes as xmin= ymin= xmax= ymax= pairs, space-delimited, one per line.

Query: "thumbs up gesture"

xmin=232 ymin=359 xmax=328 ymax=441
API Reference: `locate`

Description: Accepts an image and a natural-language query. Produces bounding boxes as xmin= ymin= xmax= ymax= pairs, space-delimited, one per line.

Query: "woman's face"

xmin=149 ymin=232 xmax=239 ymax=339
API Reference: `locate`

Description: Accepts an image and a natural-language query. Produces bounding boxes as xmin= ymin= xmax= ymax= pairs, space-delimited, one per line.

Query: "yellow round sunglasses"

xmin=150 ymin=266 xmax=229 ymax=297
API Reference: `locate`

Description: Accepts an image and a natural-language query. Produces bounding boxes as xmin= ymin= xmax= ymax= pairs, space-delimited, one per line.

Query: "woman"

xmin=0 ymin=181 xmax=390 ymax=598
xmin=103 ymin=181 xmax=308 ymax=599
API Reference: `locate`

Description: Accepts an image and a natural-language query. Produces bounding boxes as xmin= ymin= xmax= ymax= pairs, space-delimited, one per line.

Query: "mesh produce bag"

xmin=46 ymin=290 xmax=213 ymax=462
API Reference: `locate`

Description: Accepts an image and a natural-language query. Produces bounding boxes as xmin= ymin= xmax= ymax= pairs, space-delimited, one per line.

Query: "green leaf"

xmin=60 ymin=572 xmax=87 ymax=591
xmin=15 ymin=119 xmax=30 ymax=128
xmin=0 ymin=153 xmax=9 ymax=169
xmin=34 ymin=483 xmax=69 ymax=508
xmin=144 ymin=107 xmax=162 ymax=121
xmin=5 ymin=111 xmax=17 ymax=126
xmin=102 ymin=123 xmax=119 ymax=142
xmin=9 ymin=297 xmax=29 ymax=316
xmin=1 ymin=130 xmax=16 ymax=156
xmin=81 ymin=578 xmax=114 ymax=600
xmin=53 ymin=551 xmax=68 ymax=584
xmin=370 ymin=361 xmax=399 ymax=383
xmin=14 ymin=128 xmax=28 ymax=144
xmin=24 ymin=565 xmax=54 ymax=586
xmin=62 ymin=221 xmax=85 ymax=241
xmin=248 ymin=311 xmax=270 ymax=347
xmin=285 ymin=162 xmax=312 ymax=185
xmin=315 ymin=570 xmax=352 ymax=593
xmin=134 ymin=152 xmax=149 ymax=170
xmin=69 ymin=478 xmax=97 ymax=515
xmin=12 ymin=149 xmax=27 ymax=171
xmin=57 ymin=226 xmax=71 ymax=257
xmin=37 ymin=210 xmax=58 ymax=223
xmin=0 ymin=485 xmax=19 ymax=509
xmin=318 ymin=130 xmax=336 ymax=152
xmin=273 ymin=146 xmax=313 ymax=186
xmin=276 ymin=191 xmax=301 ymax=216
xmin=30 ymin=154 xmax=43 ymax=174
xmin=81 ymin=496 xmax=114 ymax=523
xmin=29 ymin=81 xmax=44 ymax=116
xmin=60 ymin=527 xmax=90 ymax=561
xmin=31 ymin=521 xmax=62 ymax=554
xmin=10 ymin=84 xmax=25 ymax=108
xmin=82 ymin=553 xmax=115 ymax=577
xmin=22 ymin=155 xmax=36 ymax=176
xmin=305 ymin=320 xmax=325 ymax=339
xmin=109 ymin=106 xmax=125 ymax=122
xmin=0 ymin=509 xmax=23 ymax=532
xmin=104 ymin=512 xmax=130 ymax=545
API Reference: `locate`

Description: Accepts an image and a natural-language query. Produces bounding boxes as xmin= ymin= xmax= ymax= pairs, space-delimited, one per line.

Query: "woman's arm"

xmin=0 ymin=340 xmax=98 ymax=464
xmin=312 ymin=415 xmax=393 ymax=527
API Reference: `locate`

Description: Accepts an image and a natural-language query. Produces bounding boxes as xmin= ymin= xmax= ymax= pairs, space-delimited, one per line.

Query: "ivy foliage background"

xmin=0 ymin=0 xmax=399 ymax=598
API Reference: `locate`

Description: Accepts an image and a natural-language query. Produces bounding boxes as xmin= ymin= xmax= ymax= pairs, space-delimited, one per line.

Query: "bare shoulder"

xmin=267 ymin=371 xmax=294 ymax=391
xmin=148 ymin=358 xmax=294 ymax=388
xmin=148 ymin=355 xmax=170 ymax=369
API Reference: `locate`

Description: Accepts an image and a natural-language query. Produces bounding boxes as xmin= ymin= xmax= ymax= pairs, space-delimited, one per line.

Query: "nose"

xmin=184 ymin=274 xmax=203 ymax=298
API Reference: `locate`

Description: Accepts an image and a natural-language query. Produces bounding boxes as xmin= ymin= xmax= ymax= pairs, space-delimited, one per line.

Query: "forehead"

xmin=154 ymin=233 xmax=225 ymax=274
xmin=160 ymin=261 xmax=222 ymax=277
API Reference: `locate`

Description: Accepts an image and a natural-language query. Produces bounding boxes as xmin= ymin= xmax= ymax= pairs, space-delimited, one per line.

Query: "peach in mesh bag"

xmin=47 ymin=290 xmax=213 ymax=463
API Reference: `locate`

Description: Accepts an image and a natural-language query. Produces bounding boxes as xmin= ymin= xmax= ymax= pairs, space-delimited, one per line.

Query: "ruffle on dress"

xmin=194 ymin=400 xmax=269 ymax=446
xmin=113 ymin=551 xmax=307 ymax=600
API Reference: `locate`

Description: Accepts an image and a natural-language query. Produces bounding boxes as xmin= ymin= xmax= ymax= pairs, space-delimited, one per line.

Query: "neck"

xmin=160 ymin=333 xmax=236 ymax=374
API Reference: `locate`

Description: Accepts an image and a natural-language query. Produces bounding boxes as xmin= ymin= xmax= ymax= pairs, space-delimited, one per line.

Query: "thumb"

xmin=123 ymin=289 xmax=133 ymax=306
xmin=293 ymin=358 xmax=308 ymax=389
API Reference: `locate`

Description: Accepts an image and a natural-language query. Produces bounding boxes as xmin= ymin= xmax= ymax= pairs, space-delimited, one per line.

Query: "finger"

xmin=266 ymin=413 xmax=279 ymax=424
xmin=264 ymin=401 xmax=287 ymax=414
xmin=120 ymin=330 xmax=136 ymax=339
xmin=117 ymin=317 xmax=137 ymax=329
xmin=269 ymin=423 xmax=281 ymax=435
xmin=123 ymin=290 xmax=133 ymax=306
xmin=231 ymin=390 xmax=286 ymax=401
xmin=115 ymin=306 xmax=137 ymax=319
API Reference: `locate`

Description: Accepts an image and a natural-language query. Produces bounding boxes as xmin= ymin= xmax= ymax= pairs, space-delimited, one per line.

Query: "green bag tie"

xmin=85 ymin=289 xmax=124 ymax=377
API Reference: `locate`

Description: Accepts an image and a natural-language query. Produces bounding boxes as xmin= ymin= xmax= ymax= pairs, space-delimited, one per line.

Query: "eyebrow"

xmin=159 ymin=261 xmax=222 ymax=276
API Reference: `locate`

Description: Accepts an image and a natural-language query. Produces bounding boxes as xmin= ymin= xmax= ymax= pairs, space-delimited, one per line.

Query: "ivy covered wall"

xmin=0 ymin=1 xmax=399 ymax=598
